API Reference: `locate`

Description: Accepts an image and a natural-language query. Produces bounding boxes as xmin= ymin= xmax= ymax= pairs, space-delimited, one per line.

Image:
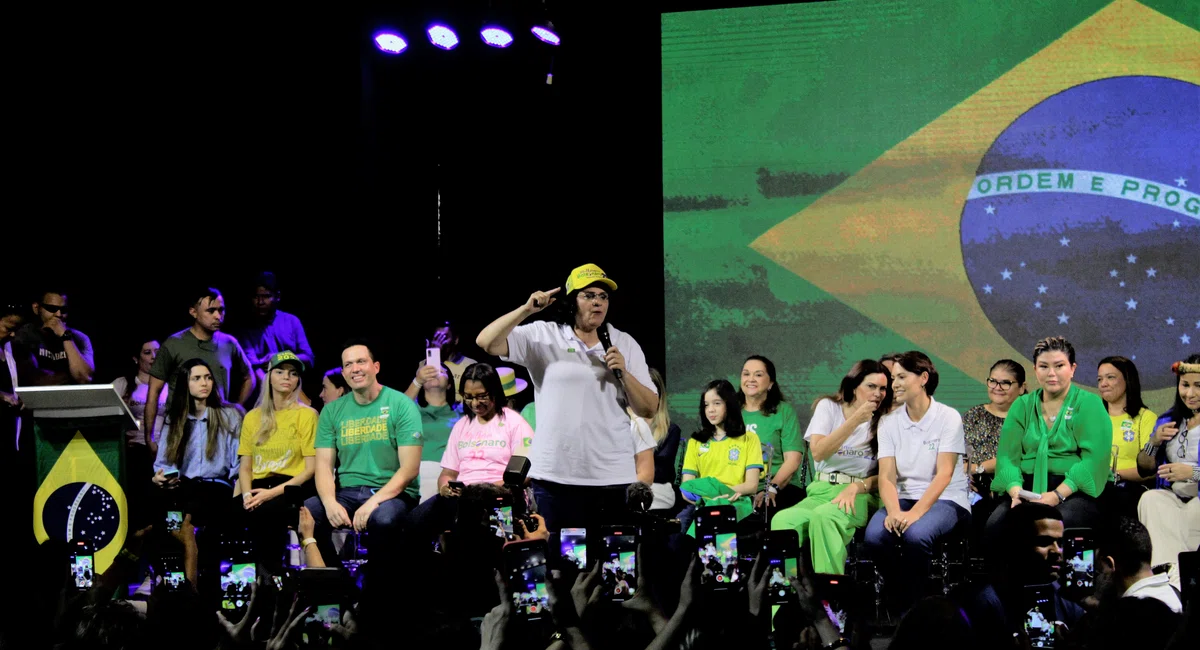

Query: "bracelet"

xmin=60 ymin=331 xmax=73 ymax=343
xmin=412 ymin=379 xmax=423 ymax=388
xmin=767 ymin=483 xmax=779 ymax=495
xmin=301 ymin=537 xmax=318 ymax=549
xmin=1054 ymin=487 xmax=1069 ymax=503
xmin=1191 ymin=467 xmax=1200 ymax=483
xmin=1143 ymin=441 xmax=1159 ymax=456
xmin=118 ymin=548 xmax=139 ymax=564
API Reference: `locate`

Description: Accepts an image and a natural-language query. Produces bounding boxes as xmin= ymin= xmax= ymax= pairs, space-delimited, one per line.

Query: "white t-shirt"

xmin=804 ymin=398 xmax=877 ymax=478
xmin=503 ymin=321 xmax=657 ymax=486
xmin=112 ymin=375 xmax=167 ymax=446
xmin=1123 ymin=573 xmax=1183 ymax=613
xmin=877 ymin=397 xmax=971 ymax=512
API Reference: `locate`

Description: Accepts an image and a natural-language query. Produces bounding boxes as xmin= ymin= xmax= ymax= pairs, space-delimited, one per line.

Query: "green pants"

xmin=770 ymin=480 xmax=878 ymax=575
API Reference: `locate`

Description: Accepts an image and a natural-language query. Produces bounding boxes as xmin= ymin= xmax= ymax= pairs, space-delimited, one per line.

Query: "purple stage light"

xmin=480 ymin=27 xmax=514 ymax=48
xmin=374 ymin=32 xmax=408 ymax=54
xmin=531 ymin=26 xmax=560 ymax=45
xmin=427 ymin=24 xmax=459 ymax=50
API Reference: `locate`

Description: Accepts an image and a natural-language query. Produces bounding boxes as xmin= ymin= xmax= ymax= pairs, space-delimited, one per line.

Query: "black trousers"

xmin=241 ymin=476 xmax=314 ymax=568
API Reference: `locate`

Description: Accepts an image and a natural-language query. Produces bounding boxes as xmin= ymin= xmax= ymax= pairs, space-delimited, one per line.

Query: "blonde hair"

xmin=251 ymin=367 xmax=311 ymax=445
xmin=630 ymin=368 xmax=671 ymax=447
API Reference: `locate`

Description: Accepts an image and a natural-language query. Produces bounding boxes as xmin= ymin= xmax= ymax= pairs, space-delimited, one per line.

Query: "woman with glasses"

xmin=407 ymin=363 xmax=533 ymax=545
xmin=988 ymin=336 xmax=1110 ymax=538
xmin=963 ymin=360 xmax=1026 ymax=540
xmin=1137 ymin=355 xmax=1200 ymax=589
xmin=475 ymin=263 xmax=659 ymax=532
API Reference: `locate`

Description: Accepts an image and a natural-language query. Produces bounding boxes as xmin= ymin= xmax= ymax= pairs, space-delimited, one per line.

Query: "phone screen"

xmin=166 ymin=510 xmax=183 ymax=532
xmin=1062 ymin=532 xmax=1095 ymax=591
xmin=505 ymin=541 xmax=549 ymax=620
xmin=220 ymin=562 xmax=256 ymax=613
xmin=72 ymin=553 xmax=94 ymax=590
xmin=1023 ymin=585 xmax=1057 ymax=649
xmin=302 ymin=604 xmax=342 ymax=645
xmin=695 ymin=507 xmax=739 ymax=589
xmin=560 ymin=528 xmax=587 ymax=570
xmin=489 ymin=505 xmax=514 ymax=539
xmin=602 ymin=529 xmax=638 ymax=600
xmin=767 ymin=557 xmax=799 ymax=603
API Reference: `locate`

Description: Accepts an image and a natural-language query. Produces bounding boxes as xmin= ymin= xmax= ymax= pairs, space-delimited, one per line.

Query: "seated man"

xmin=1094 ymin=517 xmax=1182 ymax=612
xmin=958 ymin=502 xmax=1086 ymax=649
xmin=303 ymin=339 xmax=422 ymax=569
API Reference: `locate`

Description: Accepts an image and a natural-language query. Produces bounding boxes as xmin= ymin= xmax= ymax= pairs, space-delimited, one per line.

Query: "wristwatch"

xmin=59 ymin=331 xmax=73 ymax=342
xmin=767 ymin=483 xmax=779 ymax=495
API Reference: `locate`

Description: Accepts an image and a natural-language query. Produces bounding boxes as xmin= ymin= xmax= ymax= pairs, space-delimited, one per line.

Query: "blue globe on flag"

xmin=961 ymin=76 xmax=1199 ymax=389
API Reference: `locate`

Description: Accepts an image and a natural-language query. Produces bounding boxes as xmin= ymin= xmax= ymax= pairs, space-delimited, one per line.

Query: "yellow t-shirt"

xmin=1110 ymin=409 xmax=1157 ymax=472
xmin=682 ymin=431 xmax=764 ymax=489
xmin=237 ymin=406 xmax=318 ymax=479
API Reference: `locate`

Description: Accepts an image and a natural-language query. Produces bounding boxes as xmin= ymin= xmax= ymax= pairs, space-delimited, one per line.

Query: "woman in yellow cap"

xmin=476 ymin=263 xmax=660 ymax=532
xmin=236 ymin=350 xmax=318 ymax=566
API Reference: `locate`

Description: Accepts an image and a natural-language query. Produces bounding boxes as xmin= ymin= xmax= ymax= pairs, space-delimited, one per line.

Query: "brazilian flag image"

xmin=33 ymin=428 xmax=126 ymax=572
xmin=663 ymin=0 xmax=1198 ymax=433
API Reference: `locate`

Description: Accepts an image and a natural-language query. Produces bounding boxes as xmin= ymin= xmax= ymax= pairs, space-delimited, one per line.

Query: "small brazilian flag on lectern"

xmin=33 ymin=427 xmax=127 ymax=573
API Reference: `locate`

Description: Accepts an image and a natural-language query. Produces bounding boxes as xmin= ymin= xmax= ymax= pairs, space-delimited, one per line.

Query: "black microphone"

xmin=597 ymin=324 xmax=622 ymax=380
xmin=626 ymin=482 xmax=653 ymax=514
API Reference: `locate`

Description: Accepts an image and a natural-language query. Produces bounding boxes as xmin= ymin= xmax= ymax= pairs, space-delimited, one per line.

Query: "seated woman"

xmin=152 ymin=358 xmax=242 ymax=529
xmin=318 ymin=367 xmax=350 ymax=407
xmin=680 ymin=379 xmax=763 ymax=533
xmin=1097 ymin=355 xmax=1157 ymax=517
xmin=962 ymin=359 xmax=1026 ymax=542
xmin=988 ymin=336 xmax=1110 ymax=537
xmin=738 ymin=355 xmax=806 ymax=512
xmin=629 ymin=368 xmax=681 ymax=512
xmin=237 ymin=351 xmax=317 ymax=567
xmin=864 ymin=351 xmax=971 ymax=612
xmin=1137 ymin=355 xmax=1200 ymax=589
xmin=407 ymin=363 xmax=533 ymax=547
xmin=772 ymin=359 xmax=891 ymax=574
xmin=415 ymin=362 xmax=463 ymax=502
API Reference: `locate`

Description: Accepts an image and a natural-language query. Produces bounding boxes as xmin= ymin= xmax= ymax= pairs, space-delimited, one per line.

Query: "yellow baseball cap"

xmin=565 ymin=263 xmax=618 ymax=293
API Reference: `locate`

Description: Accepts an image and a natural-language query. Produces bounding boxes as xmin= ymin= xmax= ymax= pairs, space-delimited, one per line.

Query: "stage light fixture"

xmin=480 ymin=26 xmax=514 ymax=48
xmin=374 ymin=32 xmax=408 ymax=54
xmin=427 ymin=24 xmax=460 ymax=50
xmin=530 ymin=24 xmax=559 ymax=45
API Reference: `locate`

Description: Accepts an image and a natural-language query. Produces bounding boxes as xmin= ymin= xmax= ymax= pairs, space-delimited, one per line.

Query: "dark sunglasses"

xmin=40 ymin=304 xmax=68 ymax=315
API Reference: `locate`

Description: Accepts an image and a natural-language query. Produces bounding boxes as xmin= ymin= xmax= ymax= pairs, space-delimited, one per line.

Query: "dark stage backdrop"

xmin=6 ymin=2 xmax=667 ymax=398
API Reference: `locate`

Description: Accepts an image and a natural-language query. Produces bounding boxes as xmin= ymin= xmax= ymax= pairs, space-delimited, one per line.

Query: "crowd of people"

xmin=1 ymin=262 xmax=1196 ymax=650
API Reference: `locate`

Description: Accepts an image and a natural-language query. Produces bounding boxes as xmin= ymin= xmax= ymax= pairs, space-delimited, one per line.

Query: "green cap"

xmin=268 ymin=350 xmax=305 ymax=373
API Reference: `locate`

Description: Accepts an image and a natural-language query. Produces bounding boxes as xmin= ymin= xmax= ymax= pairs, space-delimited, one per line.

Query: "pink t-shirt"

xmin=441 ymin=407 xmax=534 ymax=485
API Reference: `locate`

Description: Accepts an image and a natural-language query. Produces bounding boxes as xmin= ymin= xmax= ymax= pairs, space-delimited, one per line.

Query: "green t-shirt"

xmin=521 ymin=402 xmax=537 ymax=432
xmin=742 ymin=401 xmax=804 ymax=488
xmin=419 ymin=402 xmax=462 ymax=462
xmin=315 ymin=386 xmax=423 ymax=499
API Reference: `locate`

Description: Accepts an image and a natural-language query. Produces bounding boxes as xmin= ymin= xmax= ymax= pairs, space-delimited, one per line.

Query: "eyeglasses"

xmin=463 ymin=393 xmax=494 ymax=403
xmin=986 ymin=378 xmax=1016 ymax=390
xmin=40 ymin=304 xmax=67 ymax=315
xmin=579 ymin=291 xmax=609 ymax=302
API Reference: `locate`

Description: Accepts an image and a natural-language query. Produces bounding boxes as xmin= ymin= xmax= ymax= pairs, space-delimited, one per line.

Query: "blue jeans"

xmin=303 ymin=486 xmax=415 ymax=567
xmin=864 ymin=498 xmax=969 ymax=611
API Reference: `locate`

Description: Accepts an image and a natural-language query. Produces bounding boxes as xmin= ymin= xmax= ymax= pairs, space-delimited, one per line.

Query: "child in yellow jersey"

xmin=680 ymin=379 xmax=763 ymax=530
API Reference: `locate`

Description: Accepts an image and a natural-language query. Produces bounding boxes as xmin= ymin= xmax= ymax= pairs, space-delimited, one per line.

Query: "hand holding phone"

xmin=559 ymin=528 xmax=587 ymax=571
xmin=695 ymin=506 xmax=739 ymax=590
xmin=504 ymin=540 xmax=550 ymax=620
xmin=601 ymin=526 xmax=639 ymax=601
xmin=1018 ymin=489 xmax=1043 ymax=501
xmin=70 ymin=541 xmax=94 ymax=591
xmin=166 ymin=510 xmax=183 ymax=532
xmin=426 ymin=348 xmax=442 ymax=373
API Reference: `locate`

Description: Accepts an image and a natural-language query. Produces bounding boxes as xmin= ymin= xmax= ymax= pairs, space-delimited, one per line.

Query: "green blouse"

xmin=993 ymin=383 xmax=1110 ymax=496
